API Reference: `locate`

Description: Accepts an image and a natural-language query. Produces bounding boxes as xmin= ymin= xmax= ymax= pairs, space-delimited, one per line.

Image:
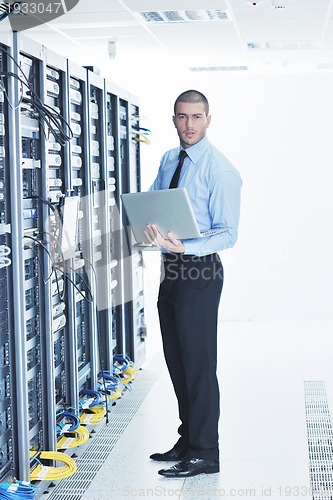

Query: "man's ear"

xmin=172 ymin=115 xmax=176 ymax=127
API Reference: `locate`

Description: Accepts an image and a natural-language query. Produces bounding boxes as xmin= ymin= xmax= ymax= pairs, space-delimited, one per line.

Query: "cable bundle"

xmin=113 ymin=354 xmax=139 ymax=384
xmin=80 ymin=405 xmax=106 ymax=425
xmin=131 ymin=130 xmax=151 ymax=145
xmin=22 ymin=199 xmax=95 ymax=304
xmin=29 ymin=451 xmax=76 ymax=481
xmin=103 ymin=386 xmax=122 ymax=401
xmin=130 ymin=114 xmax=152 ymax=144
xmin=113 ymin=354 xmax=131 ymax=375
xmin=0 ymin=480 xmax=37 ymax=499
xmin=121 ymin=365 xmax=140 ymax=384
xmin=97 ymin=371 xmax=121 ymax=392
xmin=0 ymin=46 xmax=73 ymax=145
xmin=89 ymin=382 xmax=121 ymax=402
xmin=57 ymin=425 xmax=90 ymax=450
xmin=79 ymin=388 xmax=104 ymax=409
xmin=56 ymin=410 xmax=80 ymax=435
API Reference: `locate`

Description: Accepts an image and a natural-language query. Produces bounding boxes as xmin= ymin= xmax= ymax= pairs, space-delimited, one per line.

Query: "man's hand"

xmin=144 ymin=224 xmax=185 ymax=253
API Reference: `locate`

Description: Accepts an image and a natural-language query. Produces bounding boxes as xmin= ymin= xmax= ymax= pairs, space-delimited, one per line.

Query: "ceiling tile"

xmin=21 ymin=0 xmax=333 ymax=72
xmin=232 ymin=6 xmax=330 ymax=21
xmin=238 ymin=20 xmax=326 ymax=41
xmin=48 ymin=12 xmax=137 ymax=26
xmin=70 ymin=0 xmax=128 ymax=13
xmin=229 ymin=0 xmax=330 ymax=7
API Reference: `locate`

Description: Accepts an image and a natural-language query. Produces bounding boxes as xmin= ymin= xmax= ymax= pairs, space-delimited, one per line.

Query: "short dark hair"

xmin=174 ymin=90 xmax=209 ymax=116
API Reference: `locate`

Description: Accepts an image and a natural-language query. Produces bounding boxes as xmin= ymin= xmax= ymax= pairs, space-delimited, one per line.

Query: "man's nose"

xmin=186 ymin=116 xmax=193 ymax=127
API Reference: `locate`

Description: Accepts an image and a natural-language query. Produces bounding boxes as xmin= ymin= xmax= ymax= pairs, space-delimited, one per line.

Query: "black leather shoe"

xmin=150 ymin=447 xmax=188 ymax=462
xmin=158 ymin=457 xmax=219 ymax=477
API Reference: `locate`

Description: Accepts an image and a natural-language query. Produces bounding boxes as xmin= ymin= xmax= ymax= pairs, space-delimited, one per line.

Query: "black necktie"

xmin=169 ymin=150 xmax=187 ymax=189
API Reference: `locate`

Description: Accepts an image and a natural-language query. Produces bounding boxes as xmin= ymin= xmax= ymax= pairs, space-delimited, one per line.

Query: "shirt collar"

xmin=181 ymin=136 xmax=210 ymax=165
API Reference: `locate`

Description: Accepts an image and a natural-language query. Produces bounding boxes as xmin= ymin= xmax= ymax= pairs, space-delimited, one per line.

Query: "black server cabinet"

xmin=113 ymin=93 xmax=136 ymax=359
xmin=67 ymin=61 xmax=98 ymax=396
xmin=128 ymin=101 xmax=146 ymax=367
xmin=104 ymin=82 xmax=120 ymax=368
xmin=18 ymin=37 xmax=54 ymax=472
xmin=85 ymin=69 xmax=112 ymax=377
xmin=0 ymin=30 xmax=146 ymax=486
xmin=112 ymin=92 xmax=146 ymax=367
xmin=0 ymin=37 xmax=14 ymax=483
xmin=43 ymin=47 xmax=72 ymax=437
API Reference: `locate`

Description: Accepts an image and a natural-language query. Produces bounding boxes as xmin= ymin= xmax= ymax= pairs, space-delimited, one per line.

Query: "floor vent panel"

xmin=44 ymin=352 xmax=165 ymax=499
xmin=304 ymin=380 xmax=333 ymax=500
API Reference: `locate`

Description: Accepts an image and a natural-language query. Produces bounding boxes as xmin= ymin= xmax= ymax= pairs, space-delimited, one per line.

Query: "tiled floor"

xmin=65 ymin=319 xmax=333 ymax=500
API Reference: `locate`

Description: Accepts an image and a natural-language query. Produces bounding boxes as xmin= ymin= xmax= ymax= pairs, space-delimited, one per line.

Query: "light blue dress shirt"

xmin=149 ymin=136 xmax=242 ymax=256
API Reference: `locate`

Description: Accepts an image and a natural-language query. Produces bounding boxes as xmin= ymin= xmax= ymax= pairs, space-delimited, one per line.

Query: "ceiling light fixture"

xmin=138 ymin=10 xmax=229 ymax=23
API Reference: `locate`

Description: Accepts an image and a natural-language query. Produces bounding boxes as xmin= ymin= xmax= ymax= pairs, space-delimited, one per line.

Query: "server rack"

xmin=104 ymin=83 xmax=146 ymax=368
xmin=18 ymin=36 xmax=51 ymax=477
xmin=66 ymin=60 xmax=97 ymax=400
xmin=0 ymin=35 xmax=14 ymax=483
xmin=128 ymin=102 xmax=146 ymax=367
xmin=0 ymin=30 xmax=146 ymax=487
xmin=84 ymin=69 xmax=110 ymax=378
xmin=104 ymin=81 xmax=121 ymax=370
xmin=115 ymin=99 xmax=147 ymax=367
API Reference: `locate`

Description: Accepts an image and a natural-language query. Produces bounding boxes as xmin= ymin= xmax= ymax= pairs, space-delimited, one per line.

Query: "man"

xmin=144 ymin=90 xmax=242 ymax=478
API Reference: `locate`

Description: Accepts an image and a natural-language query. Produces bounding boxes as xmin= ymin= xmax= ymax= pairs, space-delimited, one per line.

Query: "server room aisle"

xmin=47 ymin=320 xmax=333 ymax=500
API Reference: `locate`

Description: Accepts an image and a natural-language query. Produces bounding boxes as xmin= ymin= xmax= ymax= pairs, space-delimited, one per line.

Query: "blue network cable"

xmin=56 ymin=410 xmax=80 ymax=435
xmin=80 ymin=388 xmax=104 ymax=408
xmin=113 ymin=354 xmax=131 ymax=374
xmin=97 ymin=371 xmax=121 ymax=391
xmin=0 ymin=480 xmax=38 ymax=499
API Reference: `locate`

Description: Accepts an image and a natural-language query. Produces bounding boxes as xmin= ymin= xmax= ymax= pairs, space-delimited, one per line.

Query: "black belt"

xmin=161 ymin=252 xmax=217 ymax=263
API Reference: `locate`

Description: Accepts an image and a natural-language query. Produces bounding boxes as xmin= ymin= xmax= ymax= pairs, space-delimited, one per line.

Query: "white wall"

xmin=200 ymin=72 xmax=333 ymax=321
xmin=134 ymin=70 xmax=333 ymax=321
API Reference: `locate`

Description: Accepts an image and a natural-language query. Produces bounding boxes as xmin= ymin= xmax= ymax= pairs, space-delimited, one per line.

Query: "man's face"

xmin=173 ymin=101 xmax=211 ymax=149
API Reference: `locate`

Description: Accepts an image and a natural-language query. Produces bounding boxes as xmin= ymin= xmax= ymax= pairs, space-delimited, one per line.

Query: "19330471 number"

xmin=11 ymin=2 xmax=63 ymax=14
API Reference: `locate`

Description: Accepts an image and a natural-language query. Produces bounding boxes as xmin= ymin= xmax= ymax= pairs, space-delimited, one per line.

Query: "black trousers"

xmin=157 ymin=252 xmax=223 ymax=460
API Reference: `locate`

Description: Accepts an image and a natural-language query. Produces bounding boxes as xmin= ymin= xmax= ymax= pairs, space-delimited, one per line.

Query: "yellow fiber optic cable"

xmin=30 ymin=450 xmax=77 ymax=481
xmin=108 ymin=387 xmax=122 ymax=400
xmin=101 ymin=387 xmax=122 ymax=401
xmin=132 ymin=130 xmax=151 ymax=144
xmin=57 ymin=425 xmax=90 ymax=450
xmin=80 ymin=405 xmax=106 ymax=425
xmin=121 ymin=365 xmax=140 ymax=384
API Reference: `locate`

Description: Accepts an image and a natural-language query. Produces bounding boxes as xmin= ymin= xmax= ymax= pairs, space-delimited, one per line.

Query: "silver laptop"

xmin=121 ymin=188 xmax=227 ymax=245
